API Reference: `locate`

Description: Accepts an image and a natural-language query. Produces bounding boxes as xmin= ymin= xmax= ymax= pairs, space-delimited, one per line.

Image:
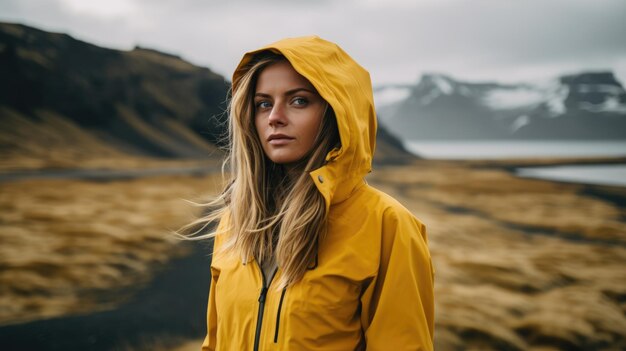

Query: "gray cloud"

xmin=1 ymin=0 xmax=625 ymax=85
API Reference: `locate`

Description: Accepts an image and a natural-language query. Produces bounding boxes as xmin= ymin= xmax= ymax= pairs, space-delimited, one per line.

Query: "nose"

xmin=268 ymin=103 xmax=287 ymax=126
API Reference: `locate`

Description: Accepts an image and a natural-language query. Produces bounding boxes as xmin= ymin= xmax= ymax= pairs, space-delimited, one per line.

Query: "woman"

xmin=191 ymin=36 xmax=434 ymax=350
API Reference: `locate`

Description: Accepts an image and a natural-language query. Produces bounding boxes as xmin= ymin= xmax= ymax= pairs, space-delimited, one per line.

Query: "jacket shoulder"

xmin=359 ymin=183 xmax=423 ymax=220
xmin=357 ymin=183 xmax=428 ymax=242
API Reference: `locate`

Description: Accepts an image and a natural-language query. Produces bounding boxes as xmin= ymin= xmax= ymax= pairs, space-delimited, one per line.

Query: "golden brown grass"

xmin=0 ymin=106 xmax=222 ymax=172
xmin=371 ymin=160 xmax=626 ymax=243
xmin=368 ymin=159 xmax=626 ymax=350
xmin=115 ymin=335 xmax=203 ymax=351
xmin=1 ymin=157 xmax=624 ymax=350
xmin=0 ymin=173 xmax=223 ymax=326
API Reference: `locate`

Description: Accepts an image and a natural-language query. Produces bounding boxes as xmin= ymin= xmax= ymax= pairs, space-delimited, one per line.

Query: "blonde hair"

xmin=181 ymin=53 xmax=340 ymax=289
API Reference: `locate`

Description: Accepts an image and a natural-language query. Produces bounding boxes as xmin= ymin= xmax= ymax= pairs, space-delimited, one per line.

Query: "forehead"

xmin=255 ymin=61 xmax=316 ymax=92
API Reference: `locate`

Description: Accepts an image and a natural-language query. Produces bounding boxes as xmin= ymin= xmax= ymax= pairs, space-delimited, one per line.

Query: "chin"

xmin=267 ymin=153 xmax=305 ymax=166
xmin=270 ymin=157 xmax=299 ymax=165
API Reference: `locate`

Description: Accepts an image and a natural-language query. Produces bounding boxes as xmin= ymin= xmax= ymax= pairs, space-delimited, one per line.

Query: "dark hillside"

xmin=0 ymin=22 xmax=229 ymax=159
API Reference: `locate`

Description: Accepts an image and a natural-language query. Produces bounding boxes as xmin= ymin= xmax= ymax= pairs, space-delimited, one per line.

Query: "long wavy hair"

xmin=181 ymin=52 xmax=340 ymax=289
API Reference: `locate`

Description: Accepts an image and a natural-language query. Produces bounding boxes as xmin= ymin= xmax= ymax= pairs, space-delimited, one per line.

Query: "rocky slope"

xmin=0 ymin=22 xmax=230 ymax=163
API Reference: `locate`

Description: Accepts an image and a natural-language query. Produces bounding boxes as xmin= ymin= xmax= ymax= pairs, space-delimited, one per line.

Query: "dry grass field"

xmin=368 ymin=160 xmax=626 ymax=351
xmin=0 ymin=173 xmax=223 ymax=326
xmin=1 ymin=158 xmax=625 ymax=350
xmin=0 ymin=107 xmax=223 ymax=172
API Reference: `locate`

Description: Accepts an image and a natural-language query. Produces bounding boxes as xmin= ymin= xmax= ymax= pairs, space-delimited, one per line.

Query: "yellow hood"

xmin=232 ymin=36 xmax=377 ymax=208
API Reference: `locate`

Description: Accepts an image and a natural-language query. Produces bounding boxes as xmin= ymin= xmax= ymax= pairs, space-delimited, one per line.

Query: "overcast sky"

xmin=2 ymin=0 xmax=625 ymax=87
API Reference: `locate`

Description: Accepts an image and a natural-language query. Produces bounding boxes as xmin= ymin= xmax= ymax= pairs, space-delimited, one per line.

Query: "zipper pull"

xmin=258 ymin=286 xmax=268 ymax=303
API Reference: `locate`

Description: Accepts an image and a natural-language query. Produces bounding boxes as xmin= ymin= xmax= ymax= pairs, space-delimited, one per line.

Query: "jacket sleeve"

xmin=201 ymin=216 xmax=227 ymax=351
xmin=360 ymin=208 xmax=435 ymax=351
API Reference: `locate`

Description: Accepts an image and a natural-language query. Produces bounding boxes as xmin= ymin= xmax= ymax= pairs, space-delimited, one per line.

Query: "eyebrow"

xmin=254 ymin=87 xmax=316 ymax=98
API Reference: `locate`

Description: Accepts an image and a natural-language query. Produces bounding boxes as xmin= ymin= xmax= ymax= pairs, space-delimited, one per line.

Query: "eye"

xmin=256 ymin=100 xmax=271 ymax=110
xmin=292 ymin=97 xmax=308 ymax=106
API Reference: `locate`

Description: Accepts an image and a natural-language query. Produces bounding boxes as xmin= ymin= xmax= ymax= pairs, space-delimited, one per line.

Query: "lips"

xmin=267 ymin=134 xmax=295 ymax=145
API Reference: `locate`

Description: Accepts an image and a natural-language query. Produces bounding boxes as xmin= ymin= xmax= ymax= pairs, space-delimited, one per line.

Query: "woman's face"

xmin=254 ymin=60 xmax=326 ymax=168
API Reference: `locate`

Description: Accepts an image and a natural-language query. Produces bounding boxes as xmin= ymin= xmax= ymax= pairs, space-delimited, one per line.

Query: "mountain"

xmin=0 ymin=22 xmax=232 ymax=166
xmin=0 ymin=22 xmax=411 ymax=170
xmin=376 ymin=72 xmax=626 ymax=140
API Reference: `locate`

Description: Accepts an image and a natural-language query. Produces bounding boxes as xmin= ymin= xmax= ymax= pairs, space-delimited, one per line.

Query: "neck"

xmin=283 ymin=164 xmax=304 ymax=181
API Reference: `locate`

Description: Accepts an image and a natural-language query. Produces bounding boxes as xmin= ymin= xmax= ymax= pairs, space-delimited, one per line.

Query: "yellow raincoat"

xmin=202 ymin=36 xmax=434 ymax=350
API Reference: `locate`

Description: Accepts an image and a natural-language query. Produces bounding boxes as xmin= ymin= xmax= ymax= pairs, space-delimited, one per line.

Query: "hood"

xmin=232 ymin=36 xmax=377 ymax=209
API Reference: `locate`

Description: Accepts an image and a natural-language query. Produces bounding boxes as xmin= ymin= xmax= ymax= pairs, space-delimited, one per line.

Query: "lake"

xmin=404 ymin=140 xmax=626 ymax=187
xmin=404 ymin=140 xmax=626 ymax=159
xmin=516 ymin=164 xmax=626 ymax=187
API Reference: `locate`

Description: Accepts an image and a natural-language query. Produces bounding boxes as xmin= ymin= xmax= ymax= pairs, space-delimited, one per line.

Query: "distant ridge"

xmin=376 ymin=71 xmax=626 ymax=140
xmin=132 ymin=45 xmax=185 ymax=60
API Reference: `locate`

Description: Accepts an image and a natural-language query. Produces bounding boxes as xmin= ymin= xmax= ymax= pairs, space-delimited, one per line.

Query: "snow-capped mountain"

xmin=375 ymin=72 xmax=626 ymax=140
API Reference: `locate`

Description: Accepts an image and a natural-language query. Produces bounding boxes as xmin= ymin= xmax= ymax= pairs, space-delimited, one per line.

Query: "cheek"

xmin=303 ymin=112 xmax=324 ymax=142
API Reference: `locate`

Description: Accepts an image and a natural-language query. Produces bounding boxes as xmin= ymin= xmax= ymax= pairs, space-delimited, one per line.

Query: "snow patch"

xmin=482 ymin=87 xmax=545 ymax=110
xmin=482 ymin=79 xmax=568 ymax=117
xmin=511 ymin=115 xmax=530 ymax=132
xmin=579 ymin=96 xmax=626 ymax=114
xmin=545 ymin=85 xmax=569 ymax=116
xmin=373 ymin=86 xmax=412 ymax=107
xmin=420 ymin=89 xmax=441 ymax=105
xmin=431 ymin=75 xmax=454 ymax=95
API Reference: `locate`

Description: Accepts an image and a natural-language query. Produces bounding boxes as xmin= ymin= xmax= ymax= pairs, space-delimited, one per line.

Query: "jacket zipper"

xmin=253 ymin=264 xmax=278 ymax=351
xmin=273 ymin=288 xmax=287 ymax=343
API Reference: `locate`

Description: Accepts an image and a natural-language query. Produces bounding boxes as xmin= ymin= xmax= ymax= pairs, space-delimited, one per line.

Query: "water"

xmin=404 ymin=140 xmax=626 ymax=187
xmin=404 ymin=140 xmax=626 ymax=159
xmin=516 ymin=164 xmax=626 ymax=187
